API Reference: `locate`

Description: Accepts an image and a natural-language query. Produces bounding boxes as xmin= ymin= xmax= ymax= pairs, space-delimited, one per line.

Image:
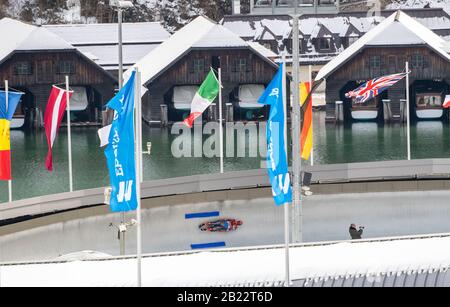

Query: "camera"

xmin=359 ymin=226 xmax=365 ymax=229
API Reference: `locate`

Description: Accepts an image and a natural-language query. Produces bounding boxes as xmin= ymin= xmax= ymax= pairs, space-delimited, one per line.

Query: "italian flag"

xmin=183 ymin=69 xmax=220 ymax=128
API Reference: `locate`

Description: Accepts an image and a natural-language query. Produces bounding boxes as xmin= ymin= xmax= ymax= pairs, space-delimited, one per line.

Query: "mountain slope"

xmin=0 ymin=0 xmax=248 ymax=32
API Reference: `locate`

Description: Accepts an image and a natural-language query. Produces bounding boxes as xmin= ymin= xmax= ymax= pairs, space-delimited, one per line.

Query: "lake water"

xmin=2 ymin=111 xmax=450 ymax=202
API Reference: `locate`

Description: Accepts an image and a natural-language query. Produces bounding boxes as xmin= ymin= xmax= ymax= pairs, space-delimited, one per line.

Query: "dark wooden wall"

xmin=325 ymin=46 xmax=450 ymax=120
xmin=0 ymin=51 xmax=116 ymax=111
xmin=144 ymin=48 xmax=278 ymax=122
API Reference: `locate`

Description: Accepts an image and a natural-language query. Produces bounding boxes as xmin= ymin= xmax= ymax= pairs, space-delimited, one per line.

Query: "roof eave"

xmin=319 ymin=44 xmax=450 ymax=81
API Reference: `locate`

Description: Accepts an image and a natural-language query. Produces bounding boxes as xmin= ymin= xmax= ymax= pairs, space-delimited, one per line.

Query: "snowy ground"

xmin=1 ymin=235 xmax=450 ymax=287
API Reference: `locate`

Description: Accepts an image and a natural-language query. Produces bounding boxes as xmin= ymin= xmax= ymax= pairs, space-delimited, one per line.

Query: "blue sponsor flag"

xmin=258 ymin=63 xmax=292 ymax=206
xmin=0 ymin=91 xmax=23 ymax=120
xmin=104 ymin=71 xmax=137 ymax=212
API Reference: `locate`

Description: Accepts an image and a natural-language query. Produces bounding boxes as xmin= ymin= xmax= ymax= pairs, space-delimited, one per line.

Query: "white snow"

xmin=2 ymin=235 xmax=450 ymax=286
xmin=248 ymin=42 xmax=278 ymax=59
xmin=15 ymin=27 xmax=74 ymax=51
xmin=192 ymin=24 xmax=248 ymax=48
xmin=366 ymin=22 xmax=427 ymax=46
xmin=315 ymin=11 xmax=450 ymax=81
xmin=222 ymin=20 xmax=256 ymax=38
xmin=76 ymin=44 xmax=160 ymax=70
xmin=0 ymin=18 xmax=74 ymax=64
xmin=0 ymin=18 xmax=35 ymax=63
xmin=54 ymin=251 xmax=112 ymax=261
xmin=44 ymin=22 xmax=170 ymax=45
xmin=43 ymin=22 xmax=169 ymax=71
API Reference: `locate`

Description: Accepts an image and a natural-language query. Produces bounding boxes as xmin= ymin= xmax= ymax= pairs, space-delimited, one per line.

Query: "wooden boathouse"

xmin=315 ymin=11 xmax=450 ymax=123
xmin=0 ymin=18 xmax=117 ymax=128
xmin=128 ymin=16 xmax=280 ymax=125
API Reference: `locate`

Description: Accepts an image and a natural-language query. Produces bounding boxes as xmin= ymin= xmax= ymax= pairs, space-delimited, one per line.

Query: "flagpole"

xmin=135 ymin=68 xmax=143 ymax=288
xmin=292 ymin=11 xmax=302 ymax=245
xmin=138 ymin=82 xmax=144 ymax=183
xmin=5 ymin=80 xmax=12 ymax=203
xmin=282 ymin=52 xmax=291 ymax=287
xmin=309 ymin=64 xmax=314 ymax=167
xmin=406 ymin=62 xmax=411 ymax=161
xmin=65 ymin=76 xmax=73 ymax=192
xmin=218 ymin=67 xmax=224 ymax=174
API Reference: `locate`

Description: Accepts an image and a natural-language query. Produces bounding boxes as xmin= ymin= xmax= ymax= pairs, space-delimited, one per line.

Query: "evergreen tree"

xmin=0 ymin=0 xmax=252 ymax=27
xmin=20 ymin=0 xmax=35 ymax=22
xmin=0 ymin=0 xmax=9 ymax=18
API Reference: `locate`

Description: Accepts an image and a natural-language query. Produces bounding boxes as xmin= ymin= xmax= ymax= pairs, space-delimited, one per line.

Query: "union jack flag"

xmin=346 ymin=72 xmax=409 ymax=104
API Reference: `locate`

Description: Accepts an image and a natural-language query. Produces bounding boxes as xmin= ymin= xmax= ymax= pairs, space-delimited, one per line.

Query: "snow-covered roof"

xmin=315 ymin=11 xmax=450 ymax=81
xmin=222 ymin=9 xmax=450 ymax=64
xmin=2 ymin=235 xmax=450 ymax=286
xmin=248 ymin=42 xmax=278 ymax=59
xmin=0 ymin=17 xmax=116 ymax=81
xmin=0 ymin=18 xmax=34 ymax=64
xmin=44 ymin=22 xmax=170 ymax=45
xmin=15 ymin=27 xmax=75 ymax=51
xmin=76 ymin=44 xmax=160 ymax=71
xmin=0 ymin=18 xmax=75 ymax=64
xmin=43 ymin=22 xmax=170 ymax=71
xmin=126 ymin=16 xmax=277 ymax=92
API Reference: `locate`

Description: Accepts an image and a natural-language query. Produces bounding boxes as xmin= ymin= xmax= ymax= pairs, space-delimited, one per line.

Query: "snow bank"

xmin=2 ymin=235 xmax=450 ymax=287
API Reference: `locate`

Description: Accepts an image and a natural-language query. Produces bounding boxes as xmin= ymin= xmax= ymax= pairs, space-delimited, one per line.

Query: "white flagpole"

xmin=138 ymin=85 xmax=144 ymax=183
xmin=309 ymin=64 xmax=314 ymax=166
xmin=135 ymin=68 xmax=143 ymax=288
xmin=5 ymin=80 xmax=12 ymax=203
xmin=292 ymin=13 xmax=301 ymax=244
xmin=218 ymin=67 xmax=224 ymax=174
xmin=406 ymin=62 xmax=411 ymax=161
xmin=282 ymin=52 xmax=290 ymax=287
xmin=65 ymin=76 xmax=73 ymax=192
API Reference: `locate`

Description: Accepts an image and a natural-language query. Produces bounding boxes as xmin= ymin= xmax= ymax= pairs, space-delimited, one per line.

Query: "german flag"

xmin=0 ymin=90 xmax=23 ymax=180
xmin=300 ymin=82 xmax=313 ymax=160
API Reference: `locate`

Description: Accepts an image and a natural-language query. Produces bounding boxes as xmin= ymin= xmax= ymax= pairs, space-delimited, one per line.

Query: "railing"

xmin=254 ymin=0 xmax=337 ymax=8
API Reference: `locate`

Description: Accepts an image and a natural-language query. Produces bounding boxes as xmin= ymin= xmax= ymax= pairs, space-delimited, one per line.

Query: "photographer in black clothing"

xmin=349 ymin=223 xmax=364 ymax=240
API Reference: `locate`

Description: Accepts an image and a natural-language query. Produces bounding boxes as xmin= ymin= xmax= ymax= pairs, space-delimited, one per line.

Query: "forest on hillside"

xmin=0 ymin=0 xmax=448 ymax=32
xmin=0 ymin=0 xmax=250 ymax=31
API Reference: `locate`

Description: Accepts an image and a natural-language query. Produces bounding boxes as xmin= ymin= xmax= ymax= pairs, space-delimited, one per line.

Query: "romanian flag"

xmin=300 ymin=82 xmax=313 ymax=160
xmin=0 ymin=90 xmax=23 ymax=180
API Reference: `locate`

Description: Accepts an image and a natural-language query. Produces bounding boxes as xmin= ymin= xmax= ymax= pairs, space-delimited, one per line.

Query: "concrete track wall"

xmin=4 ymin=158 xmax=450 ymax=223
xmin=2 ymin=188 xmax=450 ymax=262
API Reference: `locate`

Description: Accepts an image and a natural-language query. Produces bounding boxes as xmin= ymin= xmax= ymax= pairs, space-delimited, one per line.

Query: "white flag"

xmin=98 ymin=124 xmax=112 ymax=147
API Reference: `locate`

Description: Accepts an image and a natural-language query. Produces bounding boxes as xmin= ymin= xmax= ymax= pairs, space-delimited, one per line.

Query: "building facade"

xmin=0 ymin=18 xmax=116 ymax=128
xmin=250 ymin=0 xmax=340 ymax=15
xmin=131 ymin=16 xmax=280 ymax=125
xmin=315 ymin=11 xmax=450 ymax=123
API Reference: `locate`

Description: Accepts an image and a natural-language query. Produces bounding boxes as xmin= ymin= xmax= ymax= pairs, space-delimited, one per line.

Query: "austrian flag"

xmin=44 ymin=86 xmax=73 ymax=171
